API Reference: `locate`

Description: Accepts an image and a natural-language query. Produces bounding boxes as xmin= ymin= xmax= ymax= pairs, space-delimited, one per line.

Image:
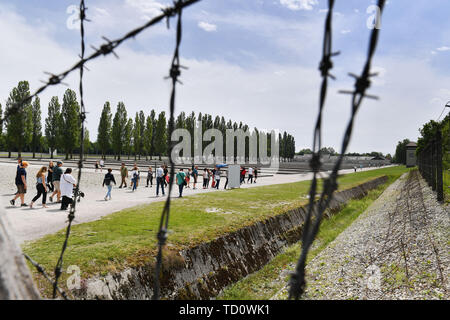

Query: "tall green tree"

xmin=138 ymin=111 xmax=146 ymax=160
xmin=416 ymin=120 xmax=441 ymax=154
xmin=5 ymin=81 xmax=32 ymax=158
xmin=124 ymin=118 xmax=133 ymax=160
xmin=176 ymin=111 xmax=186 ymax=129
xmin=143 ymin=115 xmax=153 ymax=160
xmin=111 ymin=102 xmax=127 ymax=160
xmin=133 ymin=112 xmax=141 ymax=160
xmin=30 ymin=97 xmax=42 ymax=158
xmin=61 ymin=89 xmax=81 ymax=159
xmin=97 ymin=101 xmax=112 ymax=160
xmin=155 ymin=111 xmax=167 ymax=160
xmin=149 ymin=109 xmax=156 ymax=160
xmin=186 ymin=112 xmax=196 ymax=161
xmin=45 ymin=96 xmax=61 ymax=158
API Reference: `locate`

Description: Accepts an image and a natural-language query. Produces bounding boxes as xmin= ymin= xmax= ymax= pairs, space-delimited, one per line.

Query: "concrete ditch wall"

xmin=74 ymin=175 xmax=388 ymax=300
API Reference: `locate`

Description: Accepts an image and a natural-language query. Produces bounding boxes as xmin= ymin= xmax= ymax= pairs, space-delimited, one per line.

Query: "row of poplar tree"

xmin=0 ymin=81 xmax=296 ymax=161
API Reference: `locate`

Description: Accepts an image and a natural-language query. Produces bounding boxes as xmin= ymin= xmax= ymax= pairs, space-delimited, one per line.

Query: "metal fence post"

xmin=436 ymin=130 xmax=444 ymax=202
xmin=432 ymin=138 xmax=436 ymax=191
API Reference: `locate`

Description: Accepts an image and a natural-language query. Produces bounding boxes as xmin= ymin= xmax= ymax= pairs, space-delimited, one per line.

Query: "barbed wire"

xmin=288 ymin=0 xmax=386 ymax=300
xmin=1 ymin=0 xmax=201 ymax=124
xmin=153 ymin=1 xmax=185 ymax=301
xmin=23 ymin=253 xmax=69 ymax=299
xmin=51 ymin=0 xmax=89 ymax=299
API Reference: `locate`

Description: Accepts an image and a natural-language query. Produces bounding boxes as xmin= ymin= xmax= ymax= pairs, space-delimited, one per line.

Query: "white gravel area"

xmin=0 ymin=161 xmax=394 ymax=244
xmin=273 ymin=170 xmax=449 ymax=300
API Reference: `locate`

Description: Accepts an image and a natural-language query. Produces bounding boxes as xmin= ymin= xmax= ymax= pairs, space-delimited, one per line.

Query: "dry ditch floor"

xmin=273 ymin=170 xmax=449 ymax=300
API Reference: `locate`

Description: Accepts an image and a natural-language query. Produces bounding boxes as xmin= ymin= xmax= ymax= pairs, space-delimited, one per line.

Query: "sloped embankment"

xmin=74 ymin=175 xmax=388 ymax=300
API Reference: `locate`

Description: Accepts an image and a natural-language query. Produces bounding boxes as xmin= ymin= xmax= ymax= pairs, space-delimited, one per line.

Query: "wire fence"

xmin=4 ymin=0 xmax=388 ymax=300
xmin=417 ymin=130 xmax=446 ymax=202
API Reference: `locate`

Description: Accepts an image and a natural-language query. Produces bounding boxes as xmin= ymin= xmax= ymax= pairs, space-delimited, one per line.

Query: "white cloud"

xmin=124 ymin=0 xmax=165 ymax=18
xmin=198 ymin=21 xmax=217 ymax=32
xmin=436 ymin=46 xmax=450 ymax=52
xmin=341 ymin=29 xmax=351 ymax=34
xmin=280 ymin=0 xmax=318 ymax=11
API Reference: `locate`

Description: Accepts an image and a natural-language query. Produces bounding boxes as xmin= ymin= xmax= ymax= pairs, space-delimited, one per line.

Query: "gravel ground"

xmin=273 ymin=170 xmax=449 ymax=300
xmin=0 ymin=160 xmax=395 ymax=244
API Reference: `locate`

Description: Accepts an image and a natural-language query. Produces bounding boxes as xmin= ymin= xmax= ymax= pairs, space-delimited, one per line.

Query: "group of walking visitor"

xmin=104 ymin=162 xmax=260 ymax=199
xmin=10 ymin=158 xmax=77 ymax=210
xmin=7 ymin=158 xmax=260 ymax=209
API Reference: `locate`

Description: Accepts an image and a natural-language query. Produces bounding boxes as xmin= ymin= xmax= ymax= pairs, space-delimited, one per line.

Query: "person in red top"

xmin=240 ymin=167 xmax=246 ymax=184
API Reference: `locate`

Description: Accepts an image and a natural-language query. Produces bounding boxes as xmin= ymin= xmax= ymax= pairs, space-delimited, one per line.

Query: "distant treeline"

xmin=0 ymin=81 xmax=296 ymax=161
xmin=296 ymin=147 xmax=391 ymax=159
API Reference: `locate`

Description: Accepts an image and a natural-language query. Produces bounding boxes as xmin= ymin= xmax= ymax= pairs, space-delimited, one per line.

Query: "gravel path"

xmin=0 ymin=161 xmax=394 ymax=244
xmin=274 ymin=170 xmax=449 ymax=300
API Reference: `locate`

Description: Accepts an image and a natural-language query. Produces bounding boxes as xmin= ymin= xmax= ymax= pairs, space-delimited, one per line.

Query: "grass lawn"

xmin=22 ymin=166 xmax=408 ymax=296
xmin=218 ymin=175 xmax=402 ymax=300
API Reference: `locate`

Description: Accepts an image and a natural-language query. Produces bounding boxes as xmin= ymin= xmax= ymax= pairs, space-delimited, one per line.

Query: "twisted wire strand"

xmin=289 ymin=0 xmax=386 ymax=300
xmin=52 ymin=0 xmax=88 ymax=299
xmin=288 ymin=0 xmax=338 ymax=300
xmin=23 ymin=253 xmax=69 ymax=299
xmin=153 ymin=1 xmax=184 ymax=300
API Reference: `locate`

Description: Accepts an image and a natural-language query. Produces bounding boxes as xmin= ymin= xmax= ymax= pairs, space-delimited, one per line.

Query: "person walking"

xmin=146 ymin=167 xmax=153 ymax=187
xmin=192 ymin=165 xmax=198 ymax=190
xmin=103 ymin=168 xmax=116 ymax=201
xmin=211 ymin=168 xmax=216 ymax=188
xmin=10 ymin=161 xmax=29 ymax=207
xmin=163 ymin=165 xmax=169 ymax=187
xmin=47 ymin=161 xmax=54 ymax=192
xmin=30 ymin=166 xmax=48 ymax=208
xmin=186 ymin=169 xmax=191 ymax=188
xmin=214 ymin=166 xmax=221 ymax=189
xmin=247 ymin=167 xmax=254 ymax=184
xmin=176 ymin=168 xmax=187 ymax=197
xmin=240 ymin=167 xmax=246 ymax=184
xmin=99 ymin=159 xmax=105 ymax=172
xmin=156 ymin=165 xmax=165 ymax=196
xmin=95 ymin=161 xmax=99 ymax=172
xmin=49 ymin=161 xmax=63 ymax=203
xmin=254 ymin=167 xmax=258 ymax=183
xmin=119 ymin=163 xmax=128 ymax=188
xmin=224 ymin=169 xmax=229 ymax=190
xmin=130 ymin=166 xmax=139 ymax=191
xmin=202 ymin=168 xmax=209 ymax=189
xmin=60 ymin=168 xmax=77 ymax=210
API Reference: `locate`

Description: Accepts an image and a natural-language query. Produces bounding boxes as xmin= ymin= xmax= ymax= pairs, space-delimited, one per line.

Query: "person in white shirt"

xmin=247 ymin=167 xmax=254 ymax=184
xmin=130 ymin=166 xmax=139 ymax=191
xmin=156 ymin=165 xmax=165 ymax=196
xmin=60 ymin=168 xmax=77 ymax=210
xmin=99 ymin=159 xmax=104 ymax=172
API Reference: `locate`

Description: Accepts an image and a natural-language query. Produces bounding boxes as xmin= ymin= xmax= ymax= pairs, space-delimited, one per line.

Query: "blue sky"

xmin=1 ymin=0 xmax=450 ymax=155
